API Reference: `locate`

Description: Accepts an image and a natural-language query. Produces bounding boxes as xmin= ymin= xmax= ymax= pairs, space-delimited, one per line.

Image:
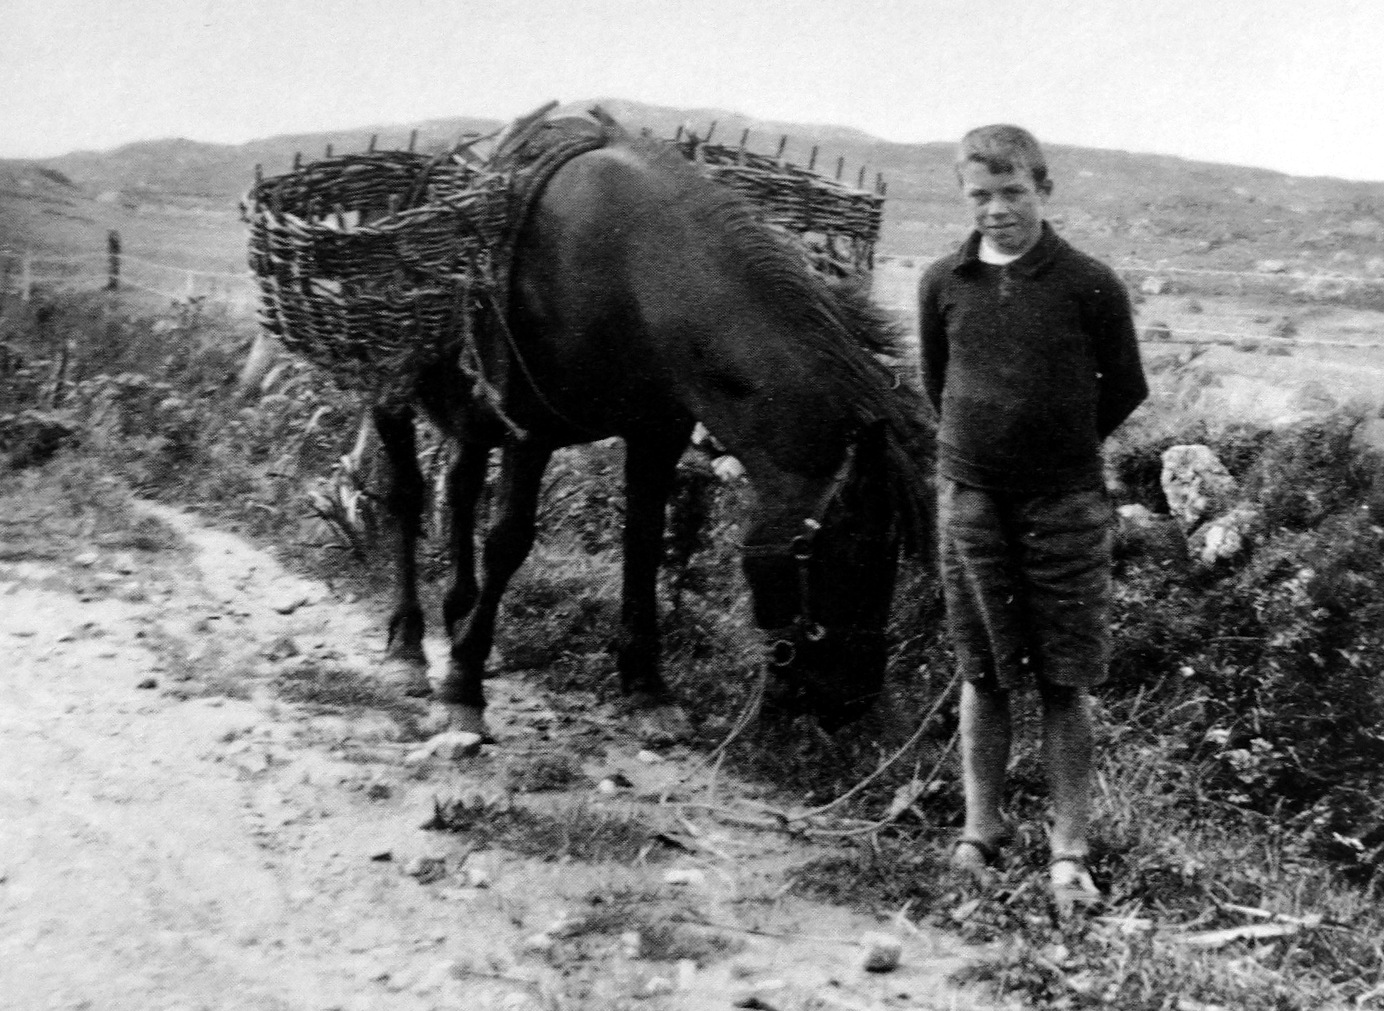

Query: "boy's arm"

xmin=1091 ymin=275 xmax=1148 ymax=439
xmin=917 ymin=266 xmax=948 ymax=414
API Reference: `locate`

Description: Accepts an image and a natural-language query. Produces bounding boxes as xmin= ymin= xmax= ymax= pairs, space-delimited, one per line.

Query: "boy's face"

xmin=958 ymin=159 xmax=1050 ymax=256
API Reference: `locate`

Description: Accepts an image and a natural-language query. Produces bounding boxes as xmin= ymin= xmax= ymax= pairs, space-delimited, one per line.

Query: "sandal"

xmin=951 ymin=837 xmax=1004 ymax=882
xmin=1049 ymin=855 xmax=1102 ymax=911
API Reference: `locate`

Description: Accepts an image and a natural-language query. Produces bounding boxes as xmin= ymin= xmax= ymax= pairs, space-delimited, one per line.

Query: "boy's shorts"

xmin=939 ymin=479 xmax=1113 ymax=691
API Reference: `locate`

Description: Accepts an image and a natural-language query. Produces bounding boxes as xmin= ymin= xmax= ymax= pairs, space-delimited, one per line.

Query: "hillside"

xmin=4 ymin=97 xmax=1384 ymax=290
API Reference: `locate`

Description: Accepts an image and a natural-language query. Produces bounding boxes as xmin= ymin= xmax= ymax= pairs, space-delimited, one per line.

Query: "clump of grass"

xmin=504 ymin=749 xmax=586 ymax=793
xmin=426 ymin=793 xmax=670 ymax=864
xmin=271 ymin=657 xmax=399 ymax=710
xmin=560 ymin=886 xmax=742 ymax=964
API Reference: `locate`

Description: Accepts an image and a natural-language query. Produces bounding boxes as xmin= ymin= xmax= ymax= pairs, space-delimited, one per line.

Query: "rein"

xmin=741 ymin=443 xmax=858 ymax=667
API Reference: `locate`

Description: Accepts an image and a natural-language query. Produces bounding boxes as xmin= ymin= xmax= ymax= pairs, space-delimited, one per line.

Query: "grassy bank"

xmin=4 ymin=288 xmax=1384 ymax=1007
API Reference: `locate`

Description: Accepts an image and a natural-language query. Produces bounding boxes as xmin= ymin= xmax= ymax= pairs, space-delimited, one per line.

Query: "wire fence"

xmin=6 ymin=242 xmax=1384 ymax=357
xmin=0 ymin=245 xmax=255 ymax=311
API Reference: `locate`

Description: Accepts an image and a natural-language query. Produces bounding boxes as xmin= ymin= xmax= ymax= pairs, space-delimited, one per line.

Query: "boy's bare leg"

xmin=1039 ymin=682 xmax=1101 ymax=900
xmin=954 ymin=679 xmax=1011 ymax=876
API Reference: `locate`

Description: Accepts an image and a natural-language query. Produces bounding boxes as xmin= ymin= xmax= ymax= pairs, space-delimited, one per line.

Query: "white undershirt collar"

xmin=978 ymin=236 xmax=1023 ymax=265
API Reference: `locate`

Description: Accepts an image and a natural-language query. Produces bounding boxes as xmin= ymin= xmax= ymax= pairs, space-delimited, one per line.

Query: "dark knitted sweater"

xmin=918 ymin=224 xmax=1147 ymax=493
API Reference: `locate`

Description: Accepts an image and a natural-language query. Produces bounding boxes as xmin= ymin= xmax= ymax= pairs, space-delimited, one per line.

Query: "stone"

xmin=404 ymin=855 xmax=448 ymax=884
xmin=860 ymin=931 xmax=903 ymax=972
xmin=407 ymin=731 xmax=484 ymax=765
xmin=1161 ymin=445 xmax=1237 ymax=529
xmin=1256 ymin=259 xmax=1288 ymax=273
xmin=1139 ymin=275 xmax=1167 ymax=295
xmin=1188 ymin=503 xmax=1263 ymax=566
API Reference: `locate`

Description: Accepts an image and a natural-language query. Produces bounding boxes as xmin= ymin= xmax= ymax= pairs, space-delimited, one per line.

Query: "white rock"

xmin=464 ymin=865 xmax=490 ymax=888
xmin=643 ymin=976 xmax=675 ymax=996
xmin=1161 ymin=445 xmax=1237 ymax=528
xmin=1189 ymin=503 xmax=1263 ymax=565
xmin=861 ymin=931 xmax=903 ymax=972
xmin=408 ymin=731 xmax=484 ymax=764
xmin=676 ymin=959 xmax=698 ymax=989
xmin=620 ymin=930 xmax=642 ymax=958
xmin=636 ymin=749 xmax=663 ymax=763
xmin=596 ymin=778 xmax=619 ymax=795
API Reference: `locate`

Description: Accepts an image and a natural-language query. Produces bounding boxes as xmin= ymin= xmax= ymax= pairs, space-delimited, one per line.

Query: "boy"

xmin=917 ymin=125 xmax=1147 ymax=904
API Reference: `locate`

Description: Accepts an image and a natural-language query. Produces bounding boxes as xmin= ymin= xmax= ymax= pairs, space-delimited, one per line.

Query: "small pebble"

xmin=636 ymin=749 xmax=662 ymax=764
xmin=136 ymin=677 xmax=158 ymax=690
xmin=643 ymin=976 xmax=674 ymax=996
xmin=860 ymin=931 xmax=903 ymax=972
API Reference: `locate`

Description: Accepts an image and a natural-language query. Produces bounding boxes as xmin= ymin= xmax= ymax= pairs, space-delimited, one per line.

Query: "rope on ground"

xmin=672 ymin=668 xmax=961 ymax=836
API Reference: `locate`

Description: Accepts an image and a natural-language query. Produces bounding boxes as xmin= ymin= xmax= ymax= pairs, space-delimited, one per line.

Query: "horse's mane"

xmin=626 ymin=138 xmax=937 ymax=549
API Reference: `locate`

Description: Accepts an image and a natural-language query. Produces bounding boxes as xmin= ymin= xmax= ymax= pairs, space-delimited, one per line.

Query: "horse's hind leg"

xmin=436 ymin=439 xmax=552 ymax=737
xmin=441 ymin=439 xmax=490 ymax=635
xmin=619 ymin=424 xmax=695 ymax=741
xmin=372 ymin=405 xmax=433 ymax=697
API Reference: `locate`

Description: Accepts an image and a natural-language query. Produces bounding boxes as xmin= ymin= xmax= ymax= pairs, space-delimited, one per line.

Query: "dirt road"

xmin=0 ymin=501 xmax=993 ymax=1010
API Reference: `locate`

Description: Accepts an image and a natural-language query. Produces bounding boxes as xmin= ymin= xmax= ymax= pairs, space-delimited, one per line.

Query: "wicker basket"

xmin=245 ymin=114 xmax=889 ymax=396
xmin=244 ymin=151 xmax=512 ymax=394
xmin=683 ymin=140 xmax=884 ymax=273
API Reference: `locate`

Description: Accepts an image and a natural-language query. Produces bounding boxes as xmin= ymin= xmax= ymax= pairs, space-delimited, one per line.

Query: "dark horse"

xmin=373 ymin=129 xmax=935 ymax=740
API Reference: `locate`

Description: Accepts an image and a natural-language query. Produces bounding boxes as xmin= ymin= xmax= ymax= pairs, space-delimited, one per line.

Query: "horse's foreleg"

xmin=437 ymin=440 xmax=552 ymax=736
xmin=441 ymin=440 xmax=490 ymax=635
xmin=619 ymin=425 xmax=695 ymax=740
xmin=372 ymin=405 xmax=432 ymax=696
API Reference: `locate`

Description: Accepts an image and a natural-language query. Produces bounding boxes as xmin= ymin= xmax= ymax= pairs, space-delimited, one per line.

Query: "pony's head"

xmin=742 ymin=419 xmax=927 ymax=730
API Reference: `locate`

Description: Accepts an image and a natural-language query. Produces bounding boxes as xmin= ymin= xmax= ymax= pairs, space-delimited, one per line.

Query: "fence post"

xmin=106 ymin=230 xmax=121 ymax=290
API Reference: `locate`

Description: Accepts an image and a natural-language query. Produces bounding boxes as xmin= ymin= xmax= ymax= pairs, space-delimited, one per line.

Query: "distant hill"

xmin=4 ymin=97 xmax=1384 ymax=277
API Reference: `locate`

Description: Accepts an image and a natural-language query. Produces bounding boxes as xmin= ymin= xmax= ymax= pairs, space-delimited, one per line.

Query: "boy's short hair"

xmin=957 ymin=125 xmax=1050 ymax=190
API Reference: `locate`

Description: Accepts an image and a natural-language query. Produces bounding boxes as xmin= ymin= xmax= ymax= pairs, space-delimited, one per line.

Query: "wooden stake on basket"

xmin=809 ymin=146 xmax=819 ymax=172
xmin=368 ymin=134 xmax=378 ymax=152
xmin=705 ymin=120 xmax=717 ymax=143
xmin=738 ymin=128 xmax=749 ymax=164
xmin=408 ymin=129 xmax=418 ymax=152
xmin=293 ymin=152 xmax=302 ymax=169
xmin=835 ymin=155 xmax=844 ymax=180
xmin=857 ymin=165 xmax=867 ymax=189
xmin=325 ymin=143 xmax=333 ymax=158
xmin=776 ymin=135 xmax=788 ymax=161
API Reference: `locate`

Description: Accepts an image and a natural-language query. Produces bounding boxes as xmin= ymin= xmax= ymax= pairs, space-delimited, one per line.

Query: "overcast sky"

xmin=2 ymin=0 xmax=1381 ymax=180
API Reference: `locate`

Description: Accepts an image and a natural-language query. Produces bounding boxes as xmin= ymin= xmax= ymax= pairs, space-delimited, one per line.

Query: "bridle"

xmin=740 ymin=443 xmax=859 ymax=669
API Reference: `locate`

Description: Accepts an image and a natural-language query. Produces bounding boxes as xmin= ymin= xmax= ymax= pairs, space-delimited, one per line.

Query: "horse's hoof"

xmin=628 ymin=702 xmax=692 ymax=745
xmin=378 ymin=656 xmax=433 ymax=698
xmin=418 ymin=702 xmax=493 ymax=743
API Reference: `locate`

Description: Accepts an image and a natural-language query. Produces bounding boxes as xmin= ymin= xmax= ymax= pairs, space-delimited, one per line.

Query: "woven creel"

xmin=679 ymin=140 xmax=885 ymax=273
xmin=244 ymin=151 xmax=513 ymax=393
